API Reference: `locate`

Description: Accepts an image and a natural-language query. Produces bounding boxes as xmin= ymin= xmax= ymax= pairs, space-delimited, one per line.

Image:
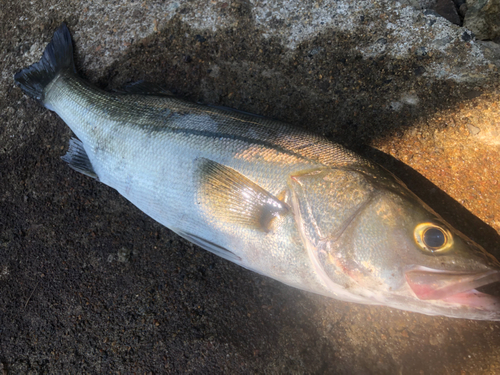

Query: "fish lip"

xmin=405 ymin=266 xmax=500 ymax=303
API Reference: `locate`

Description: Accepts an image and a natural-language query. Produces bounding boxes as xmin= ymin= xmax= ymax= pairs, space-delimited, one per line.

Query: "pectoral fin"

xmin=196 ymin=158 xmax=289 ymax=232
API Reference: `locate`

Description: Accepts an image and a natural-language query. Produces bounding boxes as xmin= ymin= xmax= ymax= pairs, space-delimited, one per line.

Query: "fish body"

xmin=15 ymin=24 xmax=500 ymax=320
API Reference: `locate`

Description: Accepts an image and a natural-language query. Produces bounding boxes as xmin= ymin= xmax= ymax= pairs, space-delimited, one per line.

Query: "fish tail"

xmin=14 ymin=23 xmax=76 ymax=104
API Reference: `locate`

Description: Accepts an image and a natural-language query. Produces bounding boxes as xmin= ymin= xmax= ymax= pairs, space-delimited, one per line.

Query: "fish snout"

xmin=405 ymin=266 xmax=500 ymax=310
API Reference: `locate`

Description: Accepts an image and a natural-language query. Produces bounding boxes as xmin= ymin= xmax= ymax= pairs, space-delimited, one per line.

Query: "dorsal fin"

xmin=120 ymin=80 xmax=173 ymax=96
xmin=207 ymin=105 xmax=266 ymax=119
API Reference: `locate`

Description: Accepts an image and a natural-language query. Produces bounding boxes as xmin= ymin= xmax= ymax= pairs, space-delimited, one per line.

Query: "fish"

xmin=14 ymin=24 xmax=500 ymax=320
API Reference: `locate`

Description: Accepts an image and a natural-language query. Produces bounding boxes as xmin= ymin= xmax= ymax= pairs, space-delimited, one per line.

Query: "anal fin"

xmin=61 ymin=138 xmax=98 ymax=180
xmin=196 ymin=158 xmax=289 ymax=232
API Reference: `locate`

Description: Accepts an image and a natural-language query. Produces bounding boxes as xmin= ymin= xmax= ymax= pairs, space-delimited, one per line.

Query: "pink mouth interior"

xmin=405 ymin=268 xmax=500 ymax=309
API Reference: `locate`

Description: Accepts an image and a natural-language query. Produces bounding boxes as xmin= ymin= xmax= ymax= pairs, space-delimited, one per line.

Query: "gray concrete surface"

xmin=1 ymin=0 xmax=500 ymax=373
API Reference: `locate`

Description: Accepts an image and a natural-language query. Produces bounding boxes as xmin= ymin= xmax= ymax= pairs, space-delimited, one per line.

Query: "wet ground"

xmin=1 ymin=1 xmax=500 ymax=374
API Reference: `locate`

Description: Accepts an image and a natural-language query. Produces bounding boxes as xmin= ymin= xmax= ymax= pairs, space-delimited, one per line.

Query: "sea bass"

xmin=15 ymin=24 xmax=500 ymax=320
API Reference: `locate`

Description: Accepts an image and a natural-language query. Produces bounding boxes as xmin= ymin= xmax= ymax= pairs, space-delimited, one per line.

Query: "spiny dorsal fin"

xmin=196 ymin=158 xmax=289 ymax=232
xmin=61 ymin=138 xmax=98 ymax=180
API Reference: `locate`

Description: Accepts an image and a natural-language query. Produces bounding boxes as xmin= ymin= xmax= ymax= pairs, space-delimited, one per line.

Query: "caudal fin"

xmin=14 ymin=23 xmax=76 ymax=102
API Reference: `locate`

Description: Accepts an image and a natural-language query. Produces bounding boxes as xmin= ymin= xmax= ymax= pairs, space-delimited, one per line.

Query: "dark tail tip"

xmin=14 ymin=23 xmax=76 ymax=102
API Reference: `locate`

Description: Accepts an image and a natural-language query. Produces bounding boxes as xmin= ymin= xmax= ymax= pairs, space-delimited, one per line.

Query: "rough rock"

xmin=1 ymin=0 xmax=500 ymax=373
xmin=434 ymin=0 xmax=462 ymax=25
xmin=464 ymin=0 xmax=500 ymax=41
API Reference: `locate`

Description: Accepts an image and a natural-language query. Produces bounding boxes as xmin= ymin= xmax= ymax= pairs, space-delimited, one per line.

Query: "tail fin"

xmin=14 ymin=23 xmax=76 ymax=103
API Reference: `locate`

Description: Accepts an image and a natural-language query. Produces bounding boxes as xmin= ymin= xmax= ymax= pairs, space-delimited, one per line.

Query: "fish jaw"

xmin=405 ymin=266 xmax=500 ymax=310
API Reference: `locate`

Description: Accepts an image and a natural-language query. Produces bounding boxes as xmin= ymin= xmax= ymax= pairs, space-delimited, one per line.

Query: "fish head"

xmin=289 ymin=164 xmax=500 ymax=319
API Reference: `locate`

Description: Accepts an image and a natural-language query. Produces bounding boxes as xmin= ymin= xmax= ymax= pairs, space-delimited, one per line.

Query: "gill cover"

xmin=288 ymin=166 xmax=389 ymax=289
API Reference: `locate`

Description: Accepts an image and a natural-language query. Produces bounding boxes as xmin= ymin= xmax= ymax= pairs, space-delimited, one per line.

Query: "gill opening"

xmin=291 ymin=187 xmax=378 ymax=294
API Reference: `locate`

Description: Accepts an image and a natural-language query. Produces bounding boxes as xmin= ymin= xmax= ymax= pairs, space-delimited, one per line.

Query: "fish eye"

xmin=423 ymin=227 xmax=445 ymax=248
xmin=414 ymin=223 xmax=453 ymax=253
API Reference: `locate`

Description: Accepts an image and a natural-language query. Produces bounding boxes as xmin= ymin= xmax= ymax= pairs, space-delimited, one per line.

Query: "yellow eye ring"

xmin=414 ymin=223 xmax=453 ymax=253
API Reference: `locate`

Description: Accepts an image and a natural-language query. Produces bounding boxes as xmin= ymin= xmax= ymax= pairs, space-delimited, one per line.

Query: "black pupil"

xmin=423 ymin=228 xmax=445 ymax=248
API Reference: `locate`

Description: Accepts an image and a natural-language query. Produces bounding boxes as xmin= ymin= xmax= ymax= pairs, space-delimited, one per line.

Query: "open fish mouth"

xmin=406 ymin=266 xmax=500 ymax=309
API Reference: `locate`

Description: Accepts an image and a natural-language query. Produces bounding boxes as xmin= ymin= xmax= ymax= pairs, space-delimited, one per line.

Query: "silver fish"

xmin=15 ymin=24 xmax=500 ymax=320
